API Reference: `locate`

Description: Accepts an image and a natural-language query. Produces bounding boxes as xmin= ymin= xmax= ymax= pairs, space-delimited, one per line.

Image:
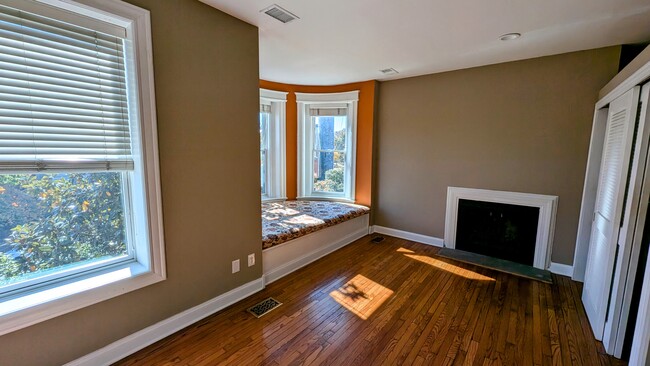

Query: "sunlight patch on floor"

xmin=396 ymin=247 xmax=414 ymax=253
xmin=404 ymin=253 xmax=495 ymax=281
xmin=330 ymin=274 xmax=394 ymax=320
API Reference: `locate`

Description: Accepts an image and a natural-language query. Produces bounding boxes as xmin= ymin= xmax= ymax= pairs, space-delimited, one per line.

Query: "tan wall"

xmin=600 ymin=44 xmax=650 ymax=99
xmin=374 ymin=47 xmax=621 ymax=265
xmin=0 ymin=1 xmax=261 ymax=365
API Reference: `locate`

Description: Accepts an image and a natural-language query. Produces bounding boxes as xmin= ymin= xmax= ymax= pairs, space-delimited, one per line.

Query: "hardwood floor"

xmin=116 ymin=235 xmax=626 ymax=365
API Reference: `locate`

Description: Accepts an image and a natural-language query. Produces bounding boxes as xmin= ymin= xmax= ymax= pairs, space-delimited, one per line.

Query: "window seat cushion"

xmin=262 ymin=200 xmax=370 ymax=249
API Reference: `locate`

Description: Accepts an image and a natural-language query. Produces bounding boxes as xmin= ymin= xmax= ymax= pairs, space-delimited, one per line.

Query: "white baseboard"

xmin=263 ymin=215 xmax=369 ymax=285
xmin=66 ymin=278 xmax=265 ymax=366
xmin=548 ymin=262 xmax=574 ymax=277
xmin=371 ymin=225 xmax=444 ymax=247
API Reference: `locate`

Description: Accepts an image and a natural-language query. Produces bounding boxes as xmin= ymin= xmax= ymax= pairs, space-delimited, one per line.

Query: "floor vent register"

xmin=247 ymin=297 xmax=283 ymax=318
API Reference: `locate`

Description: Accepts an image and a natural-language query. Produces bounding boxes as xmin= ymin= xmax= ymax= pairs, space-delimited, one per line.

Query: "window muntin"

xmin=296 ymin=91 xmax=358 ymax=202
xmin=0 ymin=0 xmax=165 ymax=336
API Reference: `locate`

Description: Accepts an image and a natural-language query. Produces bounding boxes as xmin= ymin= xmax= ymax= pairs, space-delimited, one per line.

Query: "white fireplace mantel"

xmin=444 ymin=187 xmax=558 ymax=270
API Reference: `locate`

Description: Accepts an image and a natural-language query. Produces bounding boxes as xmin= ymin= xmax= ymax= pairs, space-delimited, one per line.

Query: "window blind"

xmin=0 ymin=3 xmax=133 ymax=172
xmin=309 ymin=107 xmax=347 ymax=117
xmin=260 ymin=104 xmax=271 ymax=113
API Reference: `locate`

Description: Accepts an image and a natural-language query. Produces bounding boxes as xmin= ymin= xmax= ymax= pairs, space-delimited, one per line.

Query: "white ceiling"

xmin=199 ymin=0 xmax=650 ymax=86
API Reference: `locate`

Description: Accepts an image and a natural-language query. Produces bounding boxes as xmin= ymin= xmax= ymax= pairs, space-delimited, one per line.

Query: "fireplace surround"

xmin=444 ymin=187 xmax=558 ymax=270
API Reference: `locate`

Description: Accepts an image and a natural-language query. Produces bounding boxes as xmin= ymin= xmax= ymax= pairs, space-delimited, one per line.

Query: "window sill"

xmin=262 ymin=196 xmax=288 ymax=203
xmin=297 ymin=196 xmax=356 ymax=204
xmin=0 ymin=261 xmax=165 ymax=336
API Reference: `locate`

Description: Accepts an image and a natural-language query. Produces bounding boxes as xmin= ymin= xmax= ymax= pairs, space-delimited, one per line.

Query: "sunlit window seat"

xmin=262 ymin=200 xmax=369 ymax=249
xmin=261 ymin=200 xmax=370 ymax=284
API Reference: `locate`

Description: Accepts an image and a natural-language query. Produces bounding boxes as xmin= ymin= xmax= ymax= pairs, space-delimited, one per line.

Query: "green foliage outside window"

xmin=0 ymin=173 xmax=127 ymax=285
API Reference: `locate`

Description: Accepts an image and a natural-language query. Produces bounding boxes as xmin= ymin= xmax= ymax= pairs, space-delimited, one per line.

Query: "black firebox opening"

xmin=455 ymin=199 xmax=540 ymax=266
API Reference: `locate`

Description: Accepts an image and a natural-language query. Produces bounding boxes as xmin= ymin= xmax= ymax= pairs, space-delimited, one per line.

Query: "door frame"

xmin=574 ymin=52 xmax=650 ymax=362
xmin=581 ymin=86 xmax=641 ymax=344
xmin=629 ymin=234 xmax=650 ymax=365
xmin=603 ymin=84 xmax=650 ymax=356
xmin=573 ymin=107 xmax=609 ymax=282
xmin=574 ymin=59 xmax=650 ymax=282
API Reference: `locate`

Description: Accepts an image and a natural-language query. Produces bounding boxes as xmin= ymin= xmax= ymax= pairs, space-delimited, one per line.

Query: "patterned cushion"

xmin=262 ymin=200 xmax=370 ymax=249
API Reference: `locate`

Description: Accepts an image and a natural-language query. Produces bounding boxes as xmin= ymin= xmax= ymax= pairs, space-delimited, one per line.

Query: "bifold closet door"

xmin=604 ymin=83 xmax=650 ymax=357
xmin=582 ymin=86 xmax=640 ymax=340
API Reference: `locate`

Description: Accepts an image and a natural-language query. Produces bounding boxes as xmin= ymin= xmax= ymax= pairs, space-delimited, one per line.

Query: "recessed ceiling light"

xmin=499 ymin=33 xmax=521 ymax=41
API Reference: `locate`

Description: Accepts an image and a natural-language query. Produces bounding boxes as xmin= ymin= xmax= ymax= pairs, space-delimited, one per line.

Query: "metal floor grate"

xmin=371 ymin=236 xmax=385 ymax=243
xmin=247 ymin=297 xmax=282 ymax=318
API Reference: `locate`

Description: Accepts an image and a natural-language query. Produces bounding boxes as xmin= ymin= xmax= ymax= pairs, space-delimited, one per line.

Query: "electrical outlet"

xmin=248 ymin=253 xmax=255 ymax=267
xmin=232 ymin=259 xmax=240 ymax=273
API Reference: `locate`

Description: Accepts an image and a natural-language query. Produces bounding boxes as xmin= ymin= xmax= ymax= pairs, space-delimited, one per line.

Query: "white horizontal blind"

xmin=0 ymin=3 xmax=132 ymax=172
xmin=309 ymin=107 xmax=347 ymax=117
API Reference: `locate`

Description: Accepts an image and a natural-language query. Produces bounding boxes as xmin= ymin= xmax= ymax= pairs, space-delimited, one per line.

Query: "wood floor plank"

xmin=369 ymin=261 xmax=474 ymax=366
xmin=115 ymin=235 xmax=626 ymax=366
xmin=521 ymin=279 xmax=535 ymax=366
xmin=532 ymin=281 xmax=544 ymax=365
xmin=427 ymin=272 xmax=485 ymax=365
xmin=550 ymin=274 xmax=574 ymax=366
xmin=471 ymin=272 xmax=508 ymax=363
xmin=361 ymin=267 xmax=453 ymax=365
xmin=557 ymin=275 xmax=588 ymax=365
xmin=566 ymin=275 xmax=604 ymax=366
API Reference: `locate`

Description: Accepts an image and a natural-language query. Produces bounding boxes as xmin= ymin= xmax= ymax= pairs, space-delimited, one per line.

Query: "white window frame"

xmin=260 ymin=88 xmax=287 ymax=201
xmin=0 ymin=0 xmax=165 ymax=336
xmin=259 ymin=107 xmax=270 ymax=196
xmin=296 ymin=91 xmax=359 ymax=202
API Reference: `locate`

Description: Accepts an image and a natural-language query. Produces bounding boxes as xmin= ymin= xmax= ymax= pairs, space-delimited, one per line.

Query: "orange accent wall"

xmin=260 ymin=80 xmax=376 ymax=207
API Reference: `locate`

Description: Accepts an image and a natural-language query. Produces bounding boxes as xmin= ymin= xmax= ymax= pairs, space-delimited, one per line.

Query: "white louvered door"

xmin=582 ymin=86 xmax=641 ymax=340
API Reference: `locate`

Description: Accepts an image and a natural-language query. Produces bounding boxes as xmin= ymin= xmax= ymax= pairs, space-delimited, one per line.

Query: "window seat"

xmin=262 ymin=200 xmax=370 ymax=249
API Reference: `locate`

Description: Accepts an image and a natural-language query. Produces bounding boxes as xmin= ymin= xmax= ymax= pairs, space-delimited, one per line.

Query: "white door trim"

xmin=573 ymin=107 xmax=610 ymax=282
xmin=576 ymin=48 xmax=650 ymax=283
xmin=581 ymin=86 xmax=641 ymax=344
xmin=573 ymin=45 xmax=650 ymax=363
xmin=604 ymin=83 xmax=650 ymax=356
xmin=444 ymin=187 xmax=558 ymax=270
xmin=629 ymin=242 xmax=650 ymax=366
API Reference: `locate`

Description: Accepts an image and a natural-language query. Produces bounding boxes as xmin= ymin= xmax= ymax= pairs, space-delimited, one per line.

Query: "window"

xmin=260 ymin=104 xmax=270 ymax=195
xmin=296 ymin=91 xmax=359 ymax=201
xmin=0 ymin=0 xmax=164 ymax=335
xmin=260 ymin=88 xmax=287 ymax=200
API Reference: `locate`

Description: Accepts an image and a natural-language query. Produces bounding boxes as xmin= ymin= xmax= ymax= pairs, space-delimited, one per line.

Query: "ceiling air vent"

xmin=380 ymin=68 xmax=399 ymax=76
xmin=261 ymin=4 xmax=299 ymax=23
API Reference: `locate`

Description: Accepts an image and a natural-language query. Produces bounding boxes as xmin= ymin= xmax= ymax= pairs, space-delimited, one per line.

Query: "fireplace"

xmin=444 ymin=187 xmax=558 ymax=270
xmin=456 ymin=199 xmax=539 ymax=265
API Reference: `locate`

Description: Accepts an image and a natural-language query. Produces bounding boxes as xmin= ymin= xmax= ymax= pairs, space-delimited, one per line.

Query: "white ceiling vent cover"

xmin=380 ymin=68 xmax=399 ymax=75
xmin=261 ymin=4 xmax=299 ymax=23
